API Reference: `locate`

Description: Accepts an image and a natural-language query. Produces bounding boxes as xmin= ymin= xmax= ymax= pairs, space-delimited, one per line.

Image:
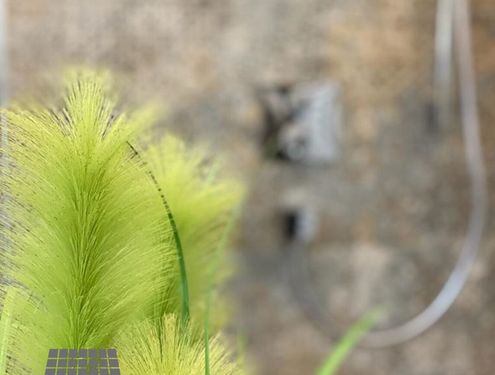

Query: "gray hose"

xmin=363 ymin=0 xmax=487 ymax=347
xmin=433 ymin=0 xmax=454 ymax=130
xmin=287 ymin=0 xmax=487 ymax=347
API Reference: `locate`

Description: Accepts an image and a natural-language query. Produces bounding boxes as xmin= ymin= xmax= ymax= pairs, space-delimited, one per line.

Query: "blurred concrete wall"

xmin=6 ymin=1 xmax=495 ymax=374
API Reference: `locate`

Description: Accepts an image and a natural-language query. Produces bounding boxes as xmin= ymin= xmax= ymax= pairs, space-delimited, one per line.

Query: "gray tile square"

xmin=45 ymin=347 xmax=120 ymax=375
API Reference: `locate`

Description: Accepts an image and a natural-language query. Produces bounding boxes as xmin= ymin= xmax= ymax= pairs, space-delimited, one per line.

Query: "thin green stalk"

xmin=317 ymin=310 xmax=379 ymax=375
xmin=128 ymin=142 xmax=190 ymax=324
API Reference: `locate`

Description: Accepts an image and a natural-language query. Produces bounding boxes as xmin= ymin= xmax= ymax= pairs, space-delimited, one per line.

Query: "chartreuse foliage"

xmin=120 ymin=133 xmax=244 ymax=375
xmin=116 ymin=314 xmax=244 ymax=375
xmin=0 ymin=287 xmax=17 ymax=374
xmin=0 ymin=70 xmax=244 ymax=374
xmin=144 ymin=135 xmax=243 ymax=331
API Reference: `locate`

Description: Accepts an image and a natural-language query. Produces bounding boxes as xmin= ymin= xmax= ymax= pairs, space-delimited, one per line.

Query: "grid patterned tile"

xmin=45 ymin=349 xmax=120 ymax=375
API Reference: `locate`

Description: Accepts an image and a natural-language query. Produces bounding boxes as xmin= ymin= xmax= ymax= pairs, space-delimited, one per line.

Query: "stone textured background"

xmin=6 ymin=0 xmax=495 ymax=374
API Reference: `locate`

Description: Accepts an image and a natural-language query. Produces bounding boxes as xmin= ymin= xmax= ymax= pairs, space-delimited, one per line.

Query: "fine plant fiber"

xmin=116 ymin=139 xmax=244 ymax=374
xmin=127 ymin=142 xmax=190 ymax=326
xmin=317 ymin=311 xmax=379 ymax=375
xmin=0 ymin=286 xmax=17 ymax=375
xmin=116 ymin=314 xmax=244 ymax=375
xmin=0 ymin=70 xmax=176 ymax=373
xmin=144 ymin=135 xmax=244 ymax=332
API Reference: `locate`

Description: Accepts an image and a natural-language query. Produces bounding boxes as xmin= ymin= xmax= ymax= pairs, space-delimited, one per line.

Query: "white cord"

xmin=363 ymin=0 xmax=487 ymax=347
xmin=287 ymin=0 xmax=487 ymax=347
xmin=433 ymin=0 xmax=454 ymax=130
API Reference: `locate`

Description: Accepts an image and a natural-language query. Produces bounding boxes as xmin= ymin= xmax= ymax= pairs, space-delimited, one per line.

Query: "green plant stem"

xmin=128 ymin=142 xmax=190 ymax=324
xmin=317 ymin=310 xmax=379 ymax=375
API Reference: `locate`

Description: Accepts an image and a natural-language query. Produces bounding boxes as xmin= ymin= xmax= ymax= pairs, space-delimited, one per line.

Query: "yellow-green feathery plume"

xmin=132 ymin=135 xmax=244 ymax=375
xmin=0 ymin=70 xmax=176 ymax=373
xmin=0 ymin=286 xmax=18 ymax=375
xmin=144 ymin=135 xmax=244 ymax=331
xmin=115 ymin=314 xmax=244 ymax=375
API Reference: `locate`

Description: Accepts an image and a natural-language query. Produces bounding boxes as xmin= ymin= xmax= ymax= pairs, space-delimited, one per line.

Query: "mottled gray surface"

xmin=6 ymin=0 xmax=495 ymax=374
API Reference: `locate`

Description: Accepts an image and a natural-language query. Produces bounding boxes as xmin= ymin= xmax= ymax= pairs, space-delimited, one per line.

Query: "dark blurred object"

xmin=258 ymin=82 xmax=343 ymax=164
xmin=281 ymin=191 xmax=318 ymax=244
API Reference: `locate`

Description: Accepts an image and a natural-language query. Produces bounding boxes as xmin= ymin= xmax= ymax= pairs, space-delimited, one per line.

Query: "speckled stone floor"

xmin=7 ymin=0 xmax=495 ymax=373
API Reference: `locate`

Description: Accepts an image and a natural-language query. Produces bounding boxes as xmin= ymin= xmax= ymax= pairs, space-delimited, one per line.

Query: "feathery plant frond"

xmin=0 ymin=70 xmax=176 ymax=373
xmin=144 ymin=135 xmax=244 ymax=331
xmin=127 ymin=142 xmax=190 ymax=326
xmin=134 ymin=136 xmax=244 ymax=374
xmin=0 ymin=68 xmax=244 ymax=374
xmin=0 ymin=286 xmax=17 ymax=375
xmin=116 ymin=314 xmax=244 ymax=375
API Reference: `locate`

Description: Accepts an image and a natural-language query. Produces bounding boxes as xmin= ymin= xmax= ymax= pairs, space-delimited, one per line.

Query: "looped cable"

xmin=286 ymin=0 xmax=487 ymax=348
